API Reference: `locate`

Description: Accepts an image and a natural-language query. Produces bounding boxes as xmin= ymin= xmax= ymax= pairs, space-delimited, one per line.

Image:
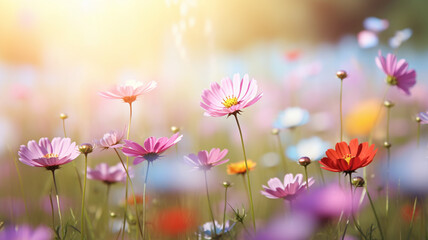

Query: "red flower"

xmin=154 ymin=207 xmax=196 ymax=237
xmin=320 ymin=139 xmax=377 ymax=174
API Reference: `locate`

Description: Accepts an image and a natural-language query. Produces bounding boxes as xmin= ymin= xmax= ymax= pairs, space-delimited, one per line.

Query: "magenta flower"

xmin=122 ymin=133 xmax=183 ymax=164
xmin=418 ymin=111 xmax=428 ymax=124
xmin=200 ymin=73 xmax=263 ymax=117
xmin=96 ymin=129 xmax=125 ymax=150
xmin=18 ymin=137 xmax=80 ymax=170
xmin=99 ymin=80 xmax=157 ymax=104
xmin=0 ymin=225 xmax=52 ymax=240
xmin=88 ymin=162 xmax=130 ymax=184
xmin=375 ymin=51 xmax=416 ymax=95
xmin=261 ymin=173 xmax=314 ymax=200
xmin=184 ymin=148 xmax=229 ymax=171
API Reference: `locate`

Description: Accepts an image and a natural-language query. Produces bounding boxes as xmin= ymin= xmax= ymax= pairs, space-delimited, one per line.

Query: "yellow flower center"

xmin=343 ymin=154 xmax=354 ymax=164
xmin=44 ymin=153 xmax=59 ymax=158
xmin=386 ymin=75 xmax=398 ymax=86
xmin=222 ymin=96 xmax=238 ymax=108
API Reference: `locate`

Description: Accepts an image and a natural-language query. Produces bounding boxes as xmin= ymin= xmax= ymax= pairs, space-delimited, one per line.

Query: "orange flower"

xmin=154 ymin=207 xmax=196 ymax=237
xmin=125 ymin=194 xmax=147 ymax=205
xmin=320 ymin=139 xmax=377 ymax=175
xmin=227 ymin=160 xmax=256 ymax=175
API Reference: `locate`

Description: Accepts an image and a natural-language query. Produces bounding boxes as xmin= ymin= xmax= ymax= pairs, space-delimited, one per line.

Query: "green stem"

xmin=367 ymin=188 xmax=384 ymax=240
xmin=275 ymin=134 xmax=287 ymax=171
xmin=62 ymin=119 xmax=67 ymax=138
xmin=417 ymin=122 xmax=421 ymax=148
xmin=233 ymin=114 xmax=256 ymax=232
xmin=11 ymin=153 xmax=28 ymax=220
xmin=49 ymin=189 xmax=55 ymax=231
xmin=222 ymin=186 xmax=229 ymax=234
xmin=340 ymin=79 xmax=343 ymax=142
xmin=304 ymin=166 xmax=309 ymax=191
xmin=113 ymin=149 xmax=143 ymax=238
xmin=407 ymin=197 xmax=418 ymax=240
xmin=51 ymin=170 xmax=63 ymax=236
xmin=204 ymin=170 xmax=217 ymax=237
xmin=81 ymin=154 xmax=88 ymax=240
xmin=143 ymin=162 xmax=151 ymax=240
xmin=122 ymin=102 xmax=133 ymax=240
xmin=386 ymin=106 xmax=391 ymax=219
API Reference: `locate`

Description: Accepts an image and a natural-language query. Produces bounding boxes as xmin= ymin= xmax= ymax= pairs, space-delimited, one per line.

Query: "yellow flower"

xmin=345 ymin=99 xmax=384 ymax=136
xmin=227 ymin=160 xmax=256 ymax=175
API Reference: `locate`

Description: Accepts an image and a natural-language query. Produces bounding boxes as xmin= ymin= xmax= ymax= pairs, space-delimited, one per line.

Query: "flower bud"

xmin=170 ymin=126 xmax=180 ymax=133
xmin=383 ymin=100 xmax=394 ymax=108
xmin=110 ymin=212 xmax=117 ymax=218
xmin=298 ymin=156 xmax=311 ymax=167
xmin=336 ymin=70 xmax=348 ymax=80
xmin=383 ymin=141 xmax=392 ymax=149
xmin=416 ymin=116 xmax=422 ymax=123
xmin=223 ymin=181 xmax=231 ymax=188
xmin=351 ymin=176 xmax=365 ymax=188
xmin=271 ymin=128 xmax=280 ymax=135
xmin=59 ymin=113 xmax=68 ymax=120
xmin=79 ymin=143 xmax=93 ymax=155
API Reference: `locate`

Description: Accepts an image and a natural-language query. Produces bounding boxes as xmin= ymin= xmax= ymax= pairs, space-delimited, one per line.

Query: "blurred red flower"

xmin=154 ymin=207 xmax=196 ymax=237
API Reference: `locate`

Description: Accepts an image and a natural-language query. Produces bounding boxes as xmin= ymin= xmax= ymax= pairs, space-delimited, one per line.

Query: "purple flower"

xmin=18 ymin=137 xmax=80 ymax=170
xmin=122 ymin=133 xmax=183 ymax=164
xmin=261 ymin=173 xmax=314 ymax=200
xmin=184 ymin=148 xmax=229 ymax=171
xmin=95 ymin=129 xmax=125 ymax=150
xmin=375 ymin=51 xmax=416 ymax=95
xmin=88 ymin=162 xmax=130 ymax=184
xmin=0 ymin=225 xmax=52 ymax=240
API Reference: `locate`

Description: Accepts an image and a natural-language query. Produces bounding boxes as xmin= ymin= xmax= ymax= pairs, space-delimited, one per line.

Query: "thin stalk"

xmin=122 ymin=102 xmax=133 ymax=240
xmin=233 ymin=114 xmax=256 ymax=232
xmin=51 ymin=170 xmax=63 ymax=235
xmin=222 ymin=186 xmax=229 ymax=234
xmin=368 ymin=86 xmax=390 ymax=145
xmin=143 ymin=162 xmax=151 ymax=240
xmin=49 ymin=189 xmax=55 ymax=231
xmin=241 ymin=174 xmax=250 ymax=201
xmin=105 ymin=184 xmax=111 ymax=234
xmin=11 ymin=153 xmax=28 ymax=220
xmin=386 ymin=106 xmax=391 ymax=218
xmin=407 ymin=197 xmax=418 ymax=240
xmin=62 ymin=119 xmax=67 ymax=138
xmin=340 ymin=79 xmax=343 ymax=142
xmin=204 ymin=170 xmax=217 ymax=237
xmin=304 ymin=166 xmax=309 ymax=191
xmin=417 ymin=122 xmax=421 ymax=148
xmin=367 ymin=188 xmax=384 ymax=240
xmin=275 ymin=134 xmax=287 ymax=170
xmin=81 ymin=154 xmax=88 ymax=240
xmin=113 ymin=149 xmax=143 ymax=238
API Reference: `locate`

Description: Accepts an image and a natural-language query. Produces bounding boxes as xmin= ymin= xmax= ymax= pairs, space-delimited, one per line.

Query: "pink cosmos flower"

xmin=96 ymin=129 xmax=125 ymax=150
xmin=99 ymin=80 xmax=157 ymax=104
xmin=88 ymin=162 xmax=130 ymax=184
xmin=261 ymin=173 xmax=314 ymax=200
xmin=18 ymin=137 xmax=80 ymax=170
xmin=122 ymin=133 xmax=183 ymax=164
xmin=375 ymin=51 xmax=416 ymax=95
xmin=184 ymin=148 xmax=229 ymax=171
xmin=200 ymin=73 xmax=263 ymax=117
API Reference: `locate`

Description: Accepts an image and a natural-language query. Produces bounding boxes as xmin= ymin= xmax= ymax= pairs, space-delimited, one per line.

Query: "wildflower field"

xmin=1 ymin=1 xmax=428 ymax=239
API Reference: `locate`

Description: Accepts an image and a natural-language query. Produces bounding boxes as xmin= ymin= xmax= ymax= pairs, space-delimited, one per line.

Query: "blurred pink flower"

xmin=18 ymin=137 xmax=80 ymax=170
xmin=200 ymin=73 xmax=262 ymax=117
xmin=0 ymin=225 xmax=52 ymax=240
xmin=88 ymin=162 xmax=130 ymax=184
xmin=99 ymin=80 xmax=157 ymax=104
xmin=95 ymin=129 xmax=125 ymax=150
xmin=122 ymin=133 xmax=183 ymax=164
xmin=184 ymin=148 xmax=229 ymax=170
xmin=375 ymin=51 xmax=416 ymax=95
xmin=261 ymin=173 xmax=314 ymax=201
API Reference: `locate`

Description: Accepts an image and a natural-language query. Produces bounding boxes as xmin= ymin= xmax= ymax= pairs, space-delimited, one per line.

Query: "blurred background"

xmin=1 ymin=0 xmax=428 ymax=238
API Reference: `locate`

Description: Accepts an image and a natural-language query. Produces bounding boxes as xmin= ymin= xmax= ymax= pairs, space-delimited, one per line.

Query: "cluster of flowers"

xmin=6 ymin=48 xmax=423 ymax=239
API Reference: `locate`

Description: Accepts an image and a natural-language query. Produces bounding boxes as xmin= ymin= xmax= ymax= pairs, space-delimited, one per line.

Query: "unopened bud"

xmin=336 ymin=70 xmax=348 ymax=80
xmin=351 ymin=176 xmax=365 ymax=188
xmin=59 ymin=113 xmax=68 ymax=120
xmin=170 ymin=126 xmax=180 ymax=133
xmin=383 ymin=141 xmax=391 ymax=149
xmin=383 ymin=100 xmax=394 ymax=108
xmin=79 ymin=143 xmax=93 ymax=155
xmin=298 ymin=156 xmax=311 ymax=167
